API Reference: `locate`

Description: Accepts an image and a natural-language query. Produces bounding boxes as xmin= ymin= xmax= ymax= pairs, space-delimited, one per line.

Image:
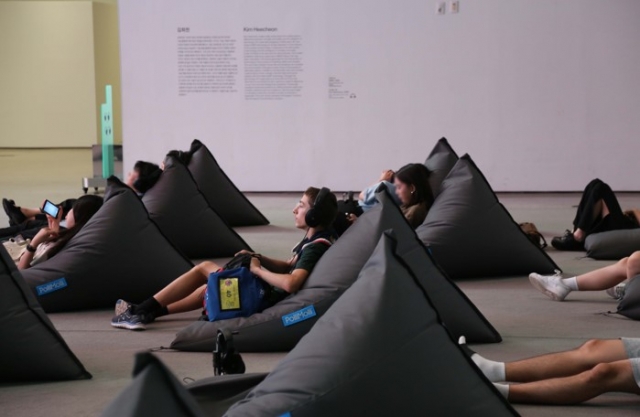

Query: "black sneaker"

xmin=551 ymin=230 xmax=584 ymax=251
xmin=3 ymin=198 xmax=26 ymax=226
xmin=111 ymin=307 xmax=149 ymax=330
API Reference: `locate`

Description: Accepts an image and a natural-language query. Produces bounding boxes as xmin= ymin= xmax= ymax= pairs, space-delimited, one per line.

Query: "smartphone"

xmin=41 ymin=200 xmax=60 ymax=218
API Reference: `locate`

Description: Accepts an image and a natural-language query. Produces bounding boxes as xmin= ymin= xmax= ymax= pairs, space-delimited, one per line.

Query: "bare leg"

xmin=508 ymin=360 xmax=640 ymax=404
xmin=576 ymin=257 xmax=629 ymax=290
xmin=166 ymin=285 xmax=207 ymax=314
xmin=153 ymin=261 xmax=220 ymax=307
xmin=506 ymin=339 xmax=628 ymax=382
xmin=21 ymin=207 xmax=40 ymax=220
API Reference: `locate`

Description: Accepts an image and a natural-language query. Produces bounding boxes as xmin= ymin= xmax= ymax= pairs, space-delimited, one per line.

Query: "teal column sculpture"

xmin=101 ymin=85 xmax=114 ymax=178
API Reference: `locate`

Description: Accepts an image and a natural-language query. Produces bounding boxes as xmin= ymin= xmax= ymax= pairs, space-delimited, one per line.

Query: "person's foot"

xmin=606 ymin=282 xmax=627 ymax=301
xmin=529 ymin=272 xmax=571 ymax=301
xmin=111 ymin=307 xmax=149 ymax=330
xmin=551 ymin=230 xmax=584 ymax=251
xmin=2 ymin=198 xmax=25 ymax=226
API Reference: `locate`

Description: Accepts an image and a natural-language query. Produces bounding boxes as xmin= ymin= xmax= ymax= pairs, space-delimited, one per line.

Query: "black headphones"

xmin=305 ymin=187 xmax=333 ymax=228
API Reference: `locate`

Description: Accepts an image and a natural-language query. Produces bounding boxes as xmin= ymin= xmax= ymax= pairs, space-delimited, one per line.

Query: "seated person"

xmin=345 ymin=163 xmax=433 ymax=230
xmin=529 ymin=251 xmax=640 ymax=301
xmin=17 ymin=195 xmax=104 ymax=270
xmin=551 ymin=178 xmax=640 ymax=251
xmin=111 ymin=186 xmax=338 ymax=330
xmin=461 ymin=337 xmax=640 ymax=404
xmin=1 ymin=161 xmax=160 ymax=241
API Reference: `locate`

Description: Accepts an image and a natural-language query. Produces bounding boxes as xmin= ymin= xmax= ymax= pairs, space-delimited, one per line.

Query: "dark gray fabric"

xmin=188 ymin=374 xmax=269 ymax=417
xmin=0 ymin=244 xmax=91 ymax=382
xmin=142 ymin=154 xmax=252 ymax=258
xmin=585 ymin=229 xmax=640 ymax=260
xmin=224 ymin=232 xmax=517 ymax=417
xmin=170 ymin=186 xmax=499 ymax=352
xmin=424 ymin=137 xmax=459 ymax=197
xmin=101 ymin=353 xmax=207 ymax=417
xmin=186 ymin=140 xmax=269 ymax=227
xmin=21 ymin=177 xmax=193 ymax=312
xmin=617 ymin=274 xmax=640 ymax=320
xmin=416 ymin=154 xmax=560 ymax=279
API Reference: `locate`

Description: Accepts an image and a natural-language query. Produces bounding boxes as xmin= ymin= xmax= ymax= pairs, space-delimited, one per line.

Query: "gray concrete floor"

xmin=1 ymin=148 xmax=640 ymax=416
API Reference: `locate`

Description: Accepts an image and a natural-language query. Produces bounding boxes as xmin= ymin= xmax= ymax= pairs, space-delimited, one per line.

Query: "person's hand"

xmin=249 ymin=255 xmax=261 ymax=273
xmin=346 ymin=213 xmax=358 ymax=223
xmin=45 ymin=205 xmax=63 ymax=233
xmin=379 ymin=169 xmax=394 ymax=182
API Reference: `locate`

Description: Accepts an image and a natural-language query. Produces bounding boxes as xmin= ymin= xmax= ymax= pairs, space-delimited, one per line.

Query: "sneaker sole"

xmin=111 ymin=321 xmax=146 ymax=331
xmin=529 ymin=274 xmax=565 ymax=301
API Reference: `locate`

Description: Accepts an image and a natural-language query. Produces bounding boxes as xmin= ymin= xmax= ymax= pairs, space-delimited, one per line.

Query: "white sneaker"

xmin=606 ymin=282 xmax=627 ymax=300
xmin=529 ymin=272 xmax=571 ymax=301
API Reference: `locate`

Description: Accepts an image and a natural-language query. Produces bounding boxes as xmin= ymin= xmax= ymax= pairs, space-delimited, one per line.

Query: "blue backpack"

xmin=204 ymin=267 xmax=268 ymax=322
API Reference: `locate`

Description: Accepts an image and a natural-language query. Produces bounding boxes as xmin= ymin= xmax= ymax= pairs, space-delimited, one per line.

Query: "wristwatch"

xmin=26 ymin=244 xmax=36 ymax=253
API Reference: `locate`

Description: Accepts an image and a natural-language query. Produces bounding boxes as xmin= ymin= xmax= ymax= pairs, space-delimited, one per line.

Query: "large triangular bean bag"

xmin=585 ymin=229 xmax=640 ymax=260
xmin=416 ymin=154 xmax=560 ymax=279
xmin=21 ymin=177 xmax=194 ymax=312
xmin=170 ymin=186 xmax=499 ymax=352
xmin=617 ymin=274 xmax=640 ymax=320
xmin=190 ymin=232 xmax=516 ymax=417
xmin=186 ymin=139 xmax=269 ymax=227
xmin=101 ymin=353 xmax=208 ymax=417
xmin=142 ymin=153 xmax=252 ymax=258
xmin=424 ymin=137 xmax=459 ymax=197
xmin=0 ymin=245 xmax=91 ymax=382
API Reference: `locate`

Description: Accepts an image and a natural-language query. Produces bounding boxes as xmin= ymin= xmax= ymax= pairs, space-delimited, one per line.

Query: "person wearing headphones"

xmin=111 ymin=186 xmax=338 ymax=330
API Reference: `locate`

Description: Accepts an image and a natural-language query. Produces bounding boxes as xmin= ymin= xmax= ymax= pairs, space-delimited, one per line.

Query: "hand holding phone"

xmin=41 ymin=200 xmax=61 ymax=219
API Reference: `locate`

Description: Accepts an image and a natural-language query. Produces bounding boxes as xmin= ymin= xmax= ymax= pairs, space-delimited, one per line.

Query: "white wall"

xmin=119 ymin=0 xmax=640 ymax=191
xmin=0 ymin=1 xmax=97 ymax=147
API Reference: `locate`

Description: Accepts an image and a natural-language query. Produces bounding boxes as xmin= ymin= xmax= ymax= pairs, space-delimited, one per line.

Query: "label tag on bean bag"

xmin=282 ymin=305 xmax=316 ymax=327
xmin=36 ymin=278 xmax=68 ymax=296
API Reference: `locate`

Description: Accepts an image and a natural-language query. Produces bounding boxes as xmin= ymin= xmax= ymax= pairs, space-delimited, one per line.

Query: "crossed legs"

xmin=503 ymin=339 xmax=640 ymax=404
xmin=472 ymin=339 xmax=640 ymax=404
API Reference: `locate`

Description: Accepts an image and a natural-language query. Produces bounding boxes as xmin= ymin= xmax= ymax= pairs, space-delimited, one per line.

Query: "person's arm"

xmin=235 ymin=249 xmax=291 ymax=273
xmin=250 ymin=258 xmax=309 ymax=294
xmin=17 ymin=227 xmax=56 ymax=270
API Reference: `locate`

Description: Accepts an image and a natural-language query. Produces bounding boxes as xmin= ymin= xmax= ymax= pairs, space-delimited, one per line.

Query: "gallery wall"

xmin=119 ymin=0 xmax=638 ymax=191
xmin=0 ymin=0 xmax=121 ymax=148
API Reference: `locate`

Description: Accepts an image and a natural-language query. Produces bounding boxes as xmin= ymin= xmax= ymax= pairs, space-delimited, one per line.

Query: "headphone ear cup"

xmin=305 ymin=187 xmax=330 ymax=228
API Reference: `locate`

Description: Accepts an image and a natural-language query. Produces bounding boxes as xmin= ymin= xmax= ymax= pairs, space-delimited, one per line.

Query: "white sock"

xmin=561 ymin=276 xmax=578 ymax=291
xmin=493 ymin=383 xmax=510 ymax=399
xmin=470 ymin=353 xmax=506 ymax=382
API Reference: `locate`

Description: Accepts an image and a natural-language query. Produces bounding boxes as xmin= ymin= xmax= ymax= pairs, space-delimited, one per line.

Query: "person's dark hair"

xmin=132 ymin=160 xmax=162 ymax=194
xmin=395 ymin=163 xmax=433 ymax=207
xmin=304 ymin=186 xmax=338 ymax=229
xmin=47 ymin=195 xmax=104 ymax=258
xmin=134 ymin=161 xmax=160 ymax=178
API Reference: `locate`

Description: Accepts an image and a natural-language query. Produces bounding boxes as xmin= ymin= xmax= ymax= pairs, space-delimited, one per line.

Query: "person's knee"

xmin=627 ymin=252 xmax=640 ymax=276
xmin=584 ymin=362 xmax=619 ymax=386
xmin=577 ymin=339 xmax=607 ymax=358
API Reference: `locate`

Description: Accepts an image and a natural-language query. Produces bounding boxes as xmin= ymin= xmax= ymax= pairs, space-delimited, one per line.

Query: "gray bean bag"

xmin=617 ymin=274 xmax=640 ymax=320
xmin=142 ymin=153 xmax=252 ymax=258
xmin=0 ymin=244 xmax=91 ymax=382
xmin=197 ymin=232 xmax=515 ymax=416
xmin=101 ymin=353 xmax=207 ymax=417
xmin=585 ymin=229 xmax=640 ymax=260
xmin=416 ymin=154 xmax=560 ymax=279
xmin=424 ymin=136 xmax=459 ymax=197
xmin=170 ymin=186 xmax=499 ymax=352
xmin=186 ymin=139 xmax=269 ymax=227
xmin=21 ymin=177 xmax=194 ymax=312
